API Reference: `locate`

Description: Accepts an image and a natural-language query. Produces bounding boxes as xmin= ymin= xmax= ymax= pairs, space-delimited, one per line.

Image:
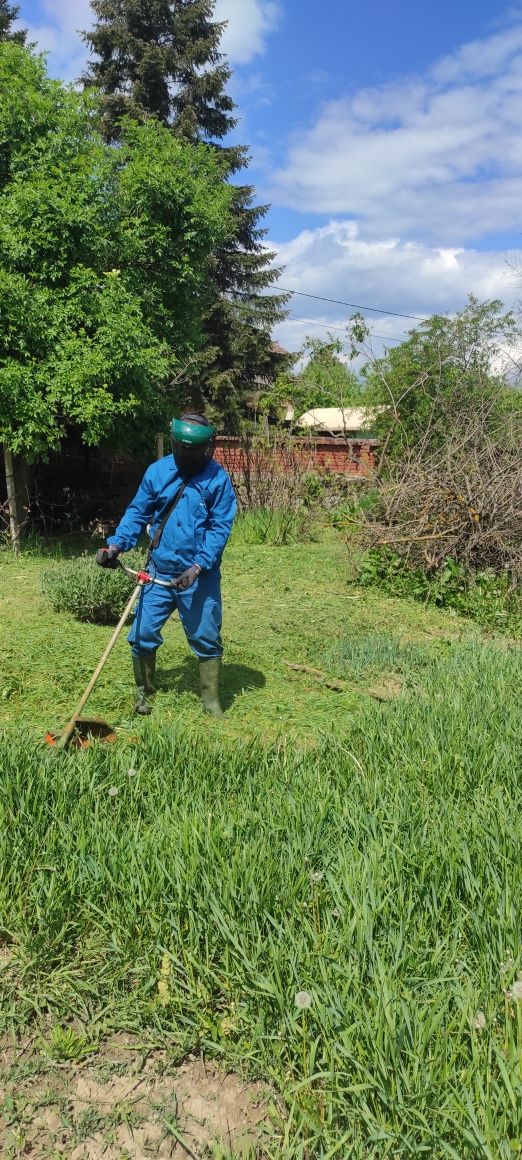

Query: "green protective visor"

xmin=170 ymin=418 xmax=217 ymax=447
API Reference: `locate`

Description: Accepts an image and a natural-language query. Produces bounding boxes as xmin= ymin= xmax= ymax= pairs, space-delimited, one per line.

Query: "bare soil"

xmin=0 ymin=1034 xmax=274 ymax=1158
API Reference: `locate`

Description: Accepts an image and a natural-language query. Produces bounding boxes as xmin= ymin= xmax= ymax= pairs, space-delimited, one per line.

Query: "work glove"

xmin=96 ymin=545 xmax=121 ymax=569
xmin=172 ymin=565 xmax=201 ymax=591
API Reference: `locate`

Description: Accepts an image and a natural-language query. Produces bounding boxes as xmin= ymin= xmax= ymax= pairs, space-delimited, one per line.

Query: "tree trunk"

xmin=3 ymin=444 xmax=21 ymax=554
xmin=156 ymin=433 xmax=165 ymax=459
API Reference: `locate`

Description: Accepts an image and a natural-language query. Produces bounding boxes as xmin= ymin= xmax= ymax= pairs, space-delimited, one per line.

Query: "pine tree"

xmin=82 ymin=1 xmax=236 ymax=143
xmin=0 ymin=0 xmax=26 ymax=43
xmin=82 ymin=0 xmax=288 ymax=426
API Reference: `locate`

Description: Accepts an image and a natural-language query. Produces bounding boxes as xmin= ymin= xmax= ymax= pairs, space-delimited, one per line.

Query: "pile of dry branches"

xmin=366 ymin=417 xmax=522 ymax=582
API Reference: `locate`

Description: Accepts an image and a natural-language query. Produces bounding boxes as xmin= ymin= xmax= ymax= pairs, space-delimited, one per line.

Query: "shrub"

xmin=42 ymin=551 xmax=144 ymax=624
xmin=221 ymin=430 xmax=318 ymax=514
xmin=359 ymin=548 xmax=522 ymax=635
xmin=327 ymin=486 xmax=379 ymax=531
xmin=301 ymin=471 xmax=366 ymax=512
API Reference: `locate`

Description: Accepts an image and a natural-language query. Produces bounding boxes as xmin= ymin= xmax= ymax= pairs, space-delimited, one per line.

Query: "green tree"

xmin=362 ymin=296 xmax=521 ymax=460
xmin=82 ymin=0 xmax=234 ymax=143
xmin=0 ymin=44 xmax=231 ymax=542
xmin=82 ymin=0 xmax=288 ymax=427
xmin=0 ymin=0 xmax=26 ymax=43
xmin=259 ymin=336 xmax=364 ymax=427
xmin=298 ymin=336 xmax=364 ymax=410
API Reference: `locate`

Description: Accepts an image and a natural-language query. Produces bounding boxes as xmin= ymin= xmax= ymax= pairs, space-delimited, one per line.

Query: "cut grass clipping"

xmin=1 ymin=637 xmax=522 ymax=1157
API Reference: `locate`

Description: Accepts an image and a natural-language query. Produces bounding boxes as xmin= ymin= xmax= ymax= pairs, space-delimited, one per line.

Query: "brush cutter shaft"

xmin=118 ymin=561 xmax=175 ymax=588
xmin=56 ymin=584 xmax=141 ymax=750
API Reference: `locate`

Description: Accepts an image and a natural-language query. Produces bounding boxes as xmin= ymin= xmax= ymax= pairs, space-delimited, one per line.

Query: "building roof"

xmin=271 ymin=341 xmax=290 ymax=356
xmin=295 ymin=406 xmax=383 ymax=433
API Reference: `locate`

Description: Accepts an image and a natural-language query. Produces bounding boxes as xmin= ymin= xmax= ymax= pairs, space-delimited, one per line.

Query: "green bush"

xmin=42 ymin=551 xmax=144 ymax=624
xmin=328 ymin=486 xmax=379 ymax=531
xmin=359 ymin=548 xmax=522 ymax=635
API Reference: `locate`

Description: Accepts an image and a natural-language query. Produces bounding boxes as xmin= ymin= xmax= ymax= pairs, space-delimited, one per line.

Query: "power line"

xmin=278 ymin=286 xmax=425 ymax=322
xmin=288 ymin=315 xmax=407 ymax=343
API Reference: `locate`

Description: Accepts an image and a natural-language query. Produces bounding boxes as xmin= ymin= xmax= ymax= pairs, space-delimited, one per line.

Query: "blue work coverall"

xmin=108 ymin=456 xmax=237 ymax=660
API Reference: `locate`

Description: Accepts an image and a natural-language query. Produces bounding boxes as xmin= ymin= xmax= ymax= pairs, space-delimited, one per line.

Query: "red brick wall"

xmin=214 ymin=435 xmax=378 ymax=477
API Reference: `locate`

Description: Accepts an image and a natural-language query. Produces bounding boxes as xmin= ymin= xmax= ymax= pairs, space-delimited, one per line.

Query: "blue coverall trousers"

xmin=128 ymin=569 xmax=223 ymax=660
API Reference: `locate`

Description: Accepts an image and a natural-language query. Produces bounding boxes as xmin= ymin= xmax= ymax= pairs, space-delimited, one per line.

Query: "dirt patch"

xmin=0 ymin=1034 xmax=274 ymax=1158
xmin=366 ymin=675 xmax=404 ymax=701
xmin=0 ymin=946 xmax=14 ymax=971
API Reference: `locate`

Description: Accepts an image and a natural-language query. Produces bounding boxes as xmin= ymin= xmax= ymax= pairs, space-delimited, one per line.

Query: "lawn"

xmin=1 ymin=533 xmax=521 ymax=1157
xmin=0 ymin=532 xmax=474 ymax=744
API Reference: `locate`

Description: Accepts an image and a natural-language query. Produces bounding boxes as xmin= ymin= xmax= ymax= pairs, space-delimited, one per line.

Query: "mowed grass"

xmin=1 ymin=537 xmax=522 ymax=1156
xmin=0 ymin=533 xmax=471 ymax=743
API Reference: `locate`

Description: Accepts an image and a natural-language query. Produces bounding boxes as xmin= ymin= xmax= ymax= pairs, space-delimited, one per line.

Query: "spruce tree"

xmin=0 ymin=0 xmax=26 ymax=43
xmin=82 ymin=0 xmax=288 ymax=426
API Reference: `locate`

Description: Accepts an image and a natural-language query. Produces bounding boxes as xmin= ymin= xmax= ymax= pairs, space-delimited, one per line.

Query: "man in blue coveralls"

xmin=96 ymin=414 xmax=237 ymax=718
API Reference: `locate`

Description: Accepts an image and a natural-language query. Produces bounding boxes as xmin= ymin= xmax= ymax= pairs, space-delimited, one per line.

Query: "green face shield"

xmin=171 ymin=419 xmax=217 ymax=447
xmin=170 ymin=417 xmax=217 ymax=477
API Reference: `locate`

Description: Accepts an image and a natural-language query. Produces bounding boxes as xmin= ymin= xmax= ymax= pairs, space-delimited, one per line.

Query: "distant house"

xmin=286 ymin=405 xmax=385 ymax=437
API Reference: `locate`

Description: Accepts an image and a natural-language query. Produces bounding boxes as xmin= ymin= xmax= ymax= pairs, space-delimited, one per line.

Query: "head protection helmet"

xmin=170 ymin=413 xmax=217 ymax=477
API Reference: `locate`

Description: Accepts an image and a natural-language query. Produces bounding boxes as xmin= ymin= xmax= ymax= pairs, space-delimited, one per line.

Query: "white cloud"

xmin=214 ymin=0 xmax=281 ymax=65
xmin=270 ymin=220 xmax=519 ymax=354
xmin=24 ymin=0 xmax=281 ymax=81
xmin=26 ymin=0 xmax=93 ymax=82
xmin=432 ymin=23 xmax=522 ymax=83
xmin=270 ymin=19 xmax=522 ymax=244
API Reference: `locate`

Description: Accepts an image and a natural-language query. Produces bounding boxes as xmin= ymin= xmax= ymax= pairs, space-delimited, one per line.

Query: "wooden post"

xmin=3 ymin=445 xmax=20 ymax=554
xmin=156 ymin=433 xmax=164 ymax=459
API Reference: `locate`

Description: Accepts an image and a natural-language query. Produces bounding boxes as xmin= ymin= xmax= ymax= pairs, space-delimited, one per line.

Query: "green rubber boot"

xmin=132 ymin=652 xmax=157 ymax=716
xmin=199 ymin=657 xmax=224 ymax=718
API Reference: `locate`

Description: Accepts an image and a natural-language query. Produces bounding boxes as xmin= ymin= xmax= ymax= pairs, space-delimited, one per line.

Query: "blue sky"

xmin=17 ymin=0 xmax=522 ymax=352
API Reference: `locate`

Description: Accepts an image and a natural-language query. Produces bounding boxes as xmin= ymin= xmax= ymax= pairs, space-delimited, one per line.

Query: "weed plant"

xmin=232 ymin=508 xmax=318 ymax=547
xmin=359 ymin=548 xmax=522 ymax=636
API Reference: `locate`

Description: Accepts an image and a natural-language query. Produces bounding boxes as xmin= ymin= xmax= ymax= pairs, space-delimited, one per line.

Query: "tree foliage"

xmin=82 ymin=0 xmax=235 ymax=144
xmin=0 ymin=44 xmax=232 ymax=460
xmin=0 ymin=0 xmax=26 ymax=43
xmin=82 ymin=0 xmax=288 ymax=427
xmin=259 ymin=336 xmax=364 ymax=427
xmin=361 ymin=296 xmax=521 ymax=460
xmin=299 ymin=336 xmax=365 ymax=410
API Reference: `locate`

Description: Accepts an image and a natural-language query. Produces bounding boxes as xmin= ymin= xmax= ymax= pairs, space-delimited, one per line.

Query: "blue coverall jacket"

xmin=108 ymin=456 xmax=237 ymax=659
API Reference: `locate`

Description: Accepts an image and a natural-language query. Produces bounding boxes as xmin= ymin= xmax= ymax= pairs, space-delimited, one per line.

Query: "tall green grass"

xmin=1 ymin=638 xmax=522 ymax=1156
xmin=320 ymin=630 xmax=434 ymax=682
xmin=232 ymin=508 xmax=317 ymax=546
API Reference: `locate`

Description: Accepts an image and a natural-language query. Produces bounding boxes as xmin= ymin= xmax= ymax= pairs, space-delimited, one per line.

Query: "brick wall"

xmin=214 ymin=435 xmax=378 ymax=478
xmin=13 ymin=433 xmax=379 ymax=534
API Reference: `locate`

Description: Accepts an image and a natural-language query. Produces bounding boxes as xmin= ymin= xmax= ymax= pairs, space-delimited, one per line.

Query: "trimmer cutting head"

xmin=44 ymin=717 xmax=117 ymax=750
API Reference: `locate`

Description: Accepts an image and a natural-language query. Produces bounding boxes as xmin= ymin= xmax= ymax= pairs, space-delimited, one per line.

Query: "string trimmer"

xmin=45 ymin=562 xmax=170 ymax=751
